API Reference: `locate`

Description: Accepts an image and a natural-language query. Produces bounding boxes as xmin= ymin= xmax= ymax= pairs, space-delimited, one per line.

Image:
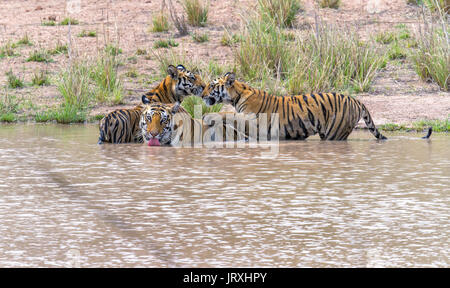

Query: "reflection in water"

xmin=0 ymin=124 xmax=448 ymax=267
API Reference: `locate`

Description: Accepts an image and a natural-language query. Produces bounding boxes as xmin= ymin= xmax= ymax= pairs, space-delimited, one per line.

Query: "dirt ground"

xmin=0 ymin=0 xmax=448 ymax=126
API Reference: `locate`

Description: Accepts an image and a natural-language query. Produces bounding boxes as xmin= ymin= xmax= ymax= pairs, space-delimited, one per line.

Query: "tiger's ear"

xmin=168 ymin=65 xmax=179 ymax=80
xmin=176 ymin=64 xmax=186 ymax=71
xmin=224 ymin=72 xmax=235 ymax=88
xmin=142 ymin=95 xmax=151 ymax=104
xmin=170 ymin=102 xmax=181 ymax=115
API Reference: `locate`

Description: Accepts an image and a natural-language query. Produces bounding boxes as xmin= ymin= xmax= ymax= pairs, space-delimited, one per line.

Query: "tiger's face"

xmin=202 ymin=72 xmax=236 ymax=106
xmin=170 ymin=64 xmax=205 ymax=98
xmin=139 ymin=103 xmax=182 ymax=146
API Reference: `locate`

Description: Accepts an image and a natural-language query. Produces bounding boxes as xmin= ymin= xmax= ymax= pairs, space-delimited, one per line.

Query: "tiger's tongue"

xmin=148 ymin=138 xmax=161 ymax=146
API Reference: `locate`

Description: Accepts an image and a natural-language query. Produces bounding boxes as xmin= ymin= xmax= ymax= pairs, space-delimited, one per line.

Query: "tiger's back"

xmin=98 ymin=105 xmax=144 ymax=144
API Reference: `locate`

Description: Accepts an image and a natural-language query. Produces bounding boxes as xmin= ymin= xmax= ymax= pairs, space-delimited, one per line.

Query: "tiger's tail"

xmin=98 ymin=130 xmax=105 ymax=144
xmin=422 ymin=127 xmax=432 ymax=139
xmin=361 ymin=103 xmax=387 ymax=140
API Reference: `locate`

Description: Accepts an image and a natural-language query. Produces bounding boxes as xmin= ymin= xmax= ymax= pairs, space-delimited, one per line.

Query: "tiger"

xmin=98 ymin=105 xmax=145 ymax=144
xmin=202 ymin=72 xmax=391 ymax=140
xmin=139 ymin=103 xmax=247 ymax=146
xmin=141 ymin=64 xmax=205 ymax=104
xmin=98 ymin=64 xmax=205 ymax=144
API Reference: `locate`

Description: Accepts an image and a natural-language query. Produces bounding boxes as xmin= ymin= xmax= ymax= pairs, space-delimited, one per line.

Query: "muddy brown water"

xmin=0 ymin=124 xmax=448 ymax=267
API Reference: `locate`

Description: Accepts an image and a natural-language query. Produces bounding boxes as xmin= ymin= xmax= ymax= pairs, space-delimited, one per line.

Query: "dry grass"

xmin=182 ymin=0 xmax=209 ymax=27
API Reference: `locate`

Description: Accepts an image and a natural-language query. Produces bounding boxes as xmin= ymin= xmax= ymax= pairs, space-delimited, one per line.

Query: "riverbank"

xmin=0 ymin=0 xmax=448 ymax=130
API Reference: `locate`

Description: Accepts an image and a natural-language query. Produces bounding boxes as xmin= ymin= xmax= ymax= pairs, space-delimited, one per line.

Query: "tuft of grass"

xmin=127 ymin=56 xmax=138 ymax=64
xmin=375 ymin=31 xmax=396 ymax=44
xmin=258 ymin=0 xmax=300 ymax=28
xmin=91 ymin=54 xmax=124 ymax=104
xmin=182 ymin=0 xmax=209 ymax=27
xmin=41 ymin=20 xmax=56 ymax=26
xmin=379 ymin=123 xmax=407 ymax=131
xmin=236 ymin=15 xmax=385 ymax=94
xmin=78 ymin=30 xmax=97 ymax=37
xmin=32 ymin=70 xmax=50 ymax=86
xmin=136 ymin=48 xmax=147 ymax=55
xmin=154 ymin=39 xmax=179 ymax=48
xmin=35 ymin=106 xmax=87 ymax=124
xmin=151 ymin=12 xmax=170 ymax=32
xmin=125 ymin=68 xmax=139 ymax=78
xmin=388 ymin=41 xmax=407 ymax=60
xmin=412 ymin=118 xmax=449 ymax=132
xmin=0 ymin=113 xmax=16 ymax=122
xmin=191 ymin=32 xmax=209 ymax=43
xmin=5 ymin=70 xmax=24 ymax=89
xmin=48 ymin=42 xmax=68 ymax=55
xmin=104 ymin=44 xmax=122 ymax=56
xmin=411 ymin=9 xmax=449 ymax=91
xmin=57 ymin=61 xmax=92 ymax=109
xmin=0 ymin=42 xmax=18 ymax=58
xmin=16 ymin=34 xmax=32 ymax=46
xmin=318 ymin=0 xmax=341 ymax=8
xmin=181 ymin=95 xmax=222 ymax=118
xmin=0 ymin=91 xmax=20 ymax=115
xmin=26 ymin=50 xmax=52 ymax=62
xmin=221 ymin=29 xmax=241 ymax=46
xmin=60 ymin=17 xmax=79 ymax=25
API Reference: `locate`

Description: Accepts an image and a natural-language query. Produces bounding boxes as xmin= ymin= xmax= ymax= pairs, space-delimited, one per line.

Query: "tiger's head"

xmin=139 ymin=102 xmax=186 ymax=146
xmin=202 ymin=72 xmax=236 ymax=106
xmin=142 ymin=64 xmax=205 ymax=104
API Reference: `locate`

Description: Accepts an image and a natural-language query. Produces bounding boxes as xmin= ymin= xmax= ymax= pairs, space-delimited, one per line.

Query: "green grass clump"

xmin=181 ymin=95 xmax=222 ymax=118
xmin=183 ymin=0 xmax=209 ymax=27
xmin=0 ymin=91 xmax=21 ymax=122
xmin=151 ymin=12 xmax=170 ymax=32
xmin=379 ymin=123 xmax=407 ymax=131
xmin=318 ymin=0 xmax=341 ymax=8
xmin=91 ymin=54 xmax=123 ymax=104
xmin=411 ymin=12 xmax=449 ymax=91
xmin=48 ymin=42 xmax=68 ymax=55
xmin=57 ymin=61 xmax=92 ymax=108
xmin=191 ymin=32 xmax=209 ymax=43
xmin=5 ymin=70 xmax=24 ymax=89
xmin=0 ymin=113 xmax=15 ymax=122
xmin=220 ymin=30 xmax=241 ymax=46
xmin=136 ymin=48 xmax=147 ymax=55
xmin=16 ymin=34 xmax=33 ymax=46
xmin=0 ymin=42 xmax=18 ymax=58
xmin=32 ymin=70 xmax=50 ymax=86
xmin=388 ymin=41 xmax=407 ymax=60
xmin=375 ymin=31 xmax=396 ymax=44
xmin=27 ymin=50 xmax=52 ymax=62
xmin=35 ymin=106 xmax=87 ymax=124
xmin=258 ymin=0 xmax=300 ymax=28
xmin=104 ymin=44 xmax=122 ymax=56
xmin=154 ymin=39 xmax=179 ymax=48
xmin=125 ymin=68 xmax=139 ymax=78
xmin=60 ymin=17 xmax=79 ymax=25
xmin=41 ymin=20 xmax=56 ymax=26
xmin=412 ymin=118 xmax=450 ymax=132
xmin=78 ymin=30 xmax=97 ymax=37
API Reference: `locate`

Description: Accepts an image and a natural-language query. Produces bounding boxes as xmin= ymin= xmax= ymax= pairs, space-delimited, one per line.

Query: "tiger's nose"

xmin=150 ymin=130 xmax=159 ymax=137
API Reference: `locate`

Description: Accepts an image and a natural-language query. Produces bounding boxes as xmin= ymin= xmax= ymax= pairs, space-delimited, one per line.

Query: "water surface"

xmin=0 ymin=124 xmax=448 ymax=267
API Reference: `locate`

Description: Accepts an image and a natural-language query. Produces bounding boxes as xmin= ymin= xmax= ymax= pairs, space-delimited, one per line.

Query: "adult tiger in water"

xmin=98 ymin=105 xmax=145 ymax=144
xmin=201 ymin=73 xmax=431 ymax=140
xmin=98 ymin=64 xmax=205 ymax=144
xmin=139 ymin=103 xmax=247 ymax=146
xmin=141 ymin=64 xmax=205 ymax=104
